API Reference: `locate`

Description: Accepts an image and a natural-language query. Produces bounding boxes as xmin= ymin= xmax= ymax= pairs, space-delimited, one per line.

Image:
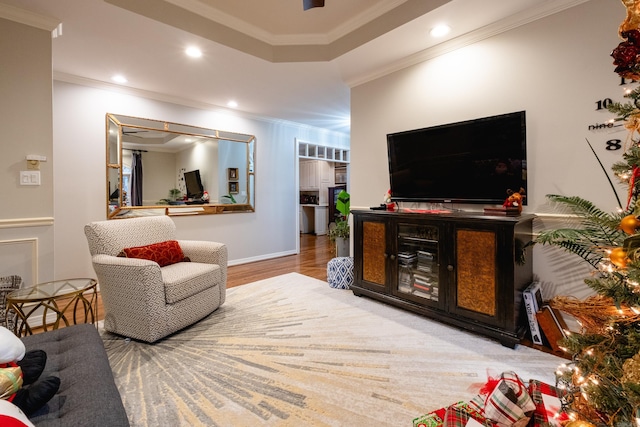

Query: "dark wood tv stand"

xmin=351 ymin=209 xmax=534 ymax=348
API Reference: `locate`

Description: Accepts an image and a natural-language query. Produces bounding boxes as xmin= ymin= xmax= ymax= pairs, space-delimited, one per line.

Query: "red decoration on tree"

xmin=612 ymin=30 xmax=640 ymax=79
xmin=626 ymin=164 xmax=640 ymax=209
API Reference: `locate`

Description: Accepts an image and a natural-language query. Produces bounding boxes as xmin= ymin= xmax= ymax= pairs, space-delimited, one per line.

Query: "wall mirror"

xmin=106 ymin=113 xmax=256 ymax=219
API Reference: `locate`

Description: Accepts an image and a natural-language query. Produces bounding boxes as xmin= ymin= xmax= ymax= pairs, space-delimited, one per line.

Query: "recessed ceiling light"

xmin=185 ymin=46 xmax=202 ymax=58
xmin=430 ymin=24 xmax=451 ymax=38
xmin=227 ymin=100 xmax=238 ymax=108
xmin=111 ymin=74 xmax=127 ymax=84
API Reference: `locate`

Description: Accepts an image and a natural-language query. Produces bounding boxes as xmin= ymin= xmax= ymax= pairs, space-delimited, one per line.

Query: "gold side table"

xmin=6 ymin=278 xmax=98 ymax=336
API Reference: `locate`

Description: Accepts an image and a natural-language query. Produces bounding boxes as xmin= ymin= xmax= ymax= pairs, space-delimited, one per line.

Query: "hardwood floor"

xmin=227 ymin=234 xmax=335 ymax=288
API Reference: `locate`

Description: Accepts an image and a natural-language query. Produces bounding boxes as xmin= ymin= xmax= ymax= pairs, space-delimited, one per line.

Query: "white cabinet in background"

xmin=300 ymin=205 xmax=328 ymax=235
xmin=314 ymin=206 xmax=328 ymax=235
xmin=318 ymin=162 xmax=334 ymax=205
xmin=300 ymin=161 xmax=319 ymax=190
xmin=300 ymin=207 xmax=312 ymax=233
xmin=300 ymin=160 xmax=335 ymax=197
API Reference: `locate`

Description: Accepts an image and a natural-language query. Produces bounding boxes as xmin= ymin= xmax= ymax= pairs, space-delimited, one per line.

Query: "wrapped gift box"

xmin=444 ymin=402 xmax=497 ymax=427
xmin=468 ymin=371 xmax=535 ymax=427
xmin=528 ymin=379 xmax=564 ymax=427
xmin=413 ymin=406 xmax=447 ymax=427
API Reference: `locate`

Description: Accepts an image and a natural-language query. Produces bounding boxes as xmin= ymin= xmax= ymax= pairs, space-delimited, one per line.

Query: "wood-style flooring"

xmin=227 ymin=234 xmax=334 ymax=288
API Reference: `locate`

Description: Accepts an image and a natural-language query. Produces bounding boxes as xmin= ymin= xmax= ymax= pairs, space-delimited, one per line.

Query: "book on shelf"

xmin=417 ymin=251 xmax=434 ymax=260
xmin=522 ymin=281 xmax=544 ymax=345
xmin=483 ymin=206 xmax=520 ymax=216
xmin=536 ymin=305 xmax=568 ymax=353
xmin=412 ymin=282 xmax=431 ymax=292
xmin=398 ymin=252 xmax=417 ymax=266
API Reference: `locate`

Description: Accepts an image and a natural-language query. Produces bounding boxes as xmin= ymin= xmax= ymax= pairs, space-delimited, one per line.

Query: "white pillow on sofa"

xmin=0 ymin=327 xmax=25 ymax=363
xmin=0 ymin=399 xmax=35 ymax=427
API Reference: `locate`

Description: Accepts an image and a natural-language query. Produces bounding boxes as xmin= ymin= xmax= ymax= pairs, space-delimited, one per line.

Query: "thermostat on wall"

xmin=26 ymin=155 xmax=47 ymax=161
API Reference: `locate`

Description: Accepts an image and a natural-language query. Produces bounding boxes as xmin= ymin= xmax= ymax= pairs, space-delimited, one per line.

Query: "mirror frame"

xmin=106 ymin=113 xmax=256 ymax=219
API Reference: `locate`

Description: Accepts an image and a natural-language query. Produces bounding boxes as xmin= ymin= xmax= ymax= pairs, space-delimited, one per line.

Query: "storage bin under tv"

xmin=352 ymin=210 xmax=534 ymax=348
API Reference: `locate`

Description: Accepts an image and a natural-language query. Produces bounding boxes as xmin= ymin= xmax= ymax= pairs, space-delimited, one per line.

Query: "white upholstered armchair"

xmin=84 ymin=216 xmax=227 ymax=343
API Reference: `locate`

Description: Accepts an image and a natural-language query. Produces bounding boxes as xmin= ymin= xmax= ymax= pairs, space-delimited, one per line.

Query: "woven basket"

xmin=0 ymin=275 xmax=22 ymax=329
xmin=550 ymin=294 xmax=640 ymax=334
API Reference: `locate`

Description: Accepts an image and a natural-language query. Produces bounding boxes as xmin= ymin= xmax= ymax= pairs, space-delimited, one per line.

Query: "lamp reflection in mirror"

xmin=106 ymin=113 xmax=256 ymax=218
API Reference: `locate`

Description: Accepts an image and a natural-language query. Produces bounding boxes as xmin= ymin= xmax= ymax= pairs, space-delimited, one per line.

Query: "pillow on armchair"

xmin=118 ymin=240 xmax=189 ymax=267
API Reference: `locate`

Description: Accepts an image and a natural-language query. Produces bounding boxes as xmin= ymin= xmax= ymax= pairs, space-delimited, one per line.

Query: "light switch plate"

xmin=20 ymin=171 xmax=40 ymax=186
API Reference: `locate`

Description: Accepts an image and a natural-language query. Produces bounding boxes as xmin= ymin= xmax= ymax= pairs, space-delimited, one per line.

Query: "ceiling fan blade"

xmin=303 ymin=0 xmax=324 ymax=11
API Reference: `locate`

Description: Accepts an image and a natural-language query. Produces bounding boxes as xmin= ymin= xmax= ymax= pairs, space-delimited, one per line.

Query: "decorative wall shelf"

xmin=298 ymin=141 xmax=349 ymax=163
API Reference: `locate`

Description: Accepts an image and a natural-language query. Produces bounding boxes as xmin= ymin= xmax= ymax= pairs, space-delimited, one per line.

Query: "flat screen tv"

xmin=387 ymin=111 xmax=527 ymax=205
xmin=184 ymin=169 xmax=204 ymax=199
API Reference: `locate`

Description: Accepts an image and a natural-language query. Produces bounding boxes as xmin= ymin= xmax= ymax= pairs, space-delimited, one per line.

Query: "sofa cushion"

xmin=120 ymin=240 xmax=186 ymax=267
xmin=162 ymin=262 xmax=221 ymax=304
xmin=20 ymin=324 xmax=129 ymax=427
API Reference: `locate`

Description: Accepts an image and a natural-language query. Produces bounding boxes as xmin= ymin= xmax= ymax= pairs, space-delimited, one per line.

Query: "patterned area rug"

xmin=101 ymin=273 xmax=563 ymax=427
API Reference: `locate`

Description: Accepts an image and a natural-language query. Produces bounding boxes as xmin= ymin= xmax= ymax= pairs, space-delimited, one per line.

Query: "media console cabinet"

xmin=351 ymin=210 xmax=535 ymax=348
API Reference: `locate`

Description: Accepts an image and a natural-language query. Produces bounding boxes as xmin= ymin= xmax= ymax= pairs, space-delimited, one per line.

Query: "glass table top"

xmin=7 ymin=278 xmax=97 ymax=301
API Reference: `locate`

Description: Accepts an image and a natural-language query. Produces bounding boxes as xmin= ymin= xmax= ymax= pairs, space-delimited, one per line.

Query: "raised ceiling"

xmin=105 ymin=0 xmax=449 ymax=62
xmin=0 ymin=0 xmax=588 ymax=133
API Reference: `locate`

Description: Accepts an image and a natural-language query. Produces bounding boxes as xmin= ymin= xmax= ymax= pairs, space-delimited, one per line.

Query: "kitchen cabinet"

xmin=300 ymin=160 xmax=334 ymax=198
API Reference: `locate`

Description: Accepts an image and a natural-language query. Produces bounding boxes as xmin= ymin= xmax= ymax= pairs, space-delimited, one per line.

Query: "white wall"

xmin=350 ymin=0 xmax=627 ymax=300
xmin=140 ymin=150 xmax=177 ymax=204
xmin=0 ymin=17 xmax=54 ymax=285
xmin=53 ymin=80 xmax=349 ymax=280
xmin=175 ymin=140 xmax=219 ymax=200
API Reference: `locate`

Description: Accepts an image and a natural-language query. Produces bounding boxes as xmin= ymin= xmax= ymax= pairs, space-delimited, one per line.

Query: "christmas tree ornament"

xmin=612 ymin=29 xmax=640 ymax=80
xmin=620 ymin=0 xmax=640 ymax=35
xmin=610 ymin=247 xmax=628 ymax=268
xmin=619 ymin=214 xmax=640 ymax=234
xmin=622 ymin=352 xmax=640 ymax=383
xmin=627 ymin=165 xmax=640 ymax=209
xmin=612 ymin=1 xmax=640 ymax=80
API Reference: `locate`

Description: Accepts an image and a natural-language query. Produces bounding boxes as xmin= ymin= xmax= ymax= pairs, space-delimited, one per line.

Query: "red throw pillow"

xmin=121 ymin=240 xmax=186 ymax=267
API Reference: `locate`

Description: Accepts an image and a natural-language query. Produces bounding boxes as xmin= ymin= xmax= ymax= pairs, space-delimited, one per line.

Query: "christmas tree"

xmin=535 ymin=2 xmax=640 ymax=425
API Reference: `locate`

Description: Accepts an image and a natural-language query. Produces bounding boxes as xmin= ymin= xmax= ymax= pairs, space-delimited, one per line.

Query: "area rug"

xmin=101 ymin=273 xmax=564 ymax=427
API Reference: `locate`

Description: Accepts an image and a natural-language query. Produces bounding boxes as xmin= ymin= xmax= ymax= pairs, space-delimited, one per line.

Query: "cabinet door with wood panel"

xmin=353 ymin=213 xmax=392 ymax=293
xmin=299 ymin=160 xmax=319 ymax=190
xmin=449 ymin=223 xmax=504 ymax=329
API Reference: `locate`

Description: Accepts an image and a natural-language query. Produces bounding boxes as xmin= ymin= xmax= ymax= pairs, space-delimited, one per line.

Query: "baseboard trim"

xmin=228 ymin=249 xmax=298 ymax=266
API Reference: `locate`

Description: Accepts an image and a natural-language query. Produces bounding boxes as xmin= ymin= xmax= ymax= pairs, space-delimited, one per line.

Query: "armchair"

xmin=84 ymin=216 xmax=226 ymax=343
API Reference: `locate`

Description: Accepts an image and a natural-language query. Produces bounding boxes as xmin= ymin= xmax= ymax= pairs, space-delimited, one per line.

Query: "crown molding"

xmin=105 ymin=0 xmax=444 ymax=62
xmin=345 ymin=0 xmax=591 ymax=88
xmin=0 ymin=3 xmax=59 ymax=31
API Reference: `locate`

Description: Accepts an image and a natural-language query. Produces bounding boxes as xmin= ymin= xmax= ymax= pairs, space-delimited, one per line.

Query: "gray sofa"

xmin=20 ymin=324 xmax=129 ymax=427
